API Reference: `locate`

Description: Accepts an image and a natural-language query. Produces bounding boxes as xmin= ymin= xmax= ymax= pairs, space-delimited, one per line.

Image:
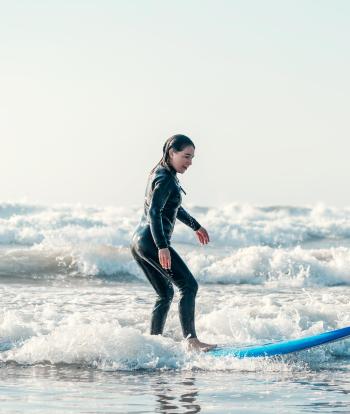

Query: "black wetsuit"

xmin=130 ymin=163 xmax=201 ymax=339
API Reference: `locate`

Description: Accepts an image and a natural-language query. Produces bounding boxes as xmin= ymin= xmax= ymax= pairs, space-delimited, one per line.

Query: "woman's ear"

xmin=168 ymin=148 xmax=174 ymax=159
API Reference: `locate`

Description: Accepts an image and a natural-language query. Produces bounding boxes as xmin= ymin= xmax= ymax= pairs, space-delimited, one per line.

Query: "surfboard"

xmin=207 ymin=326 xmax=350 ymax=358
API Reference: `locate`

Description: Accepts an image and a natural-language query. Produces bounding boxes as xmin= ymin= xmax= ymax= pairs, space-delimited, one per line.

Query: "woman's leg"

xmin=131 ymin=240 xmax=198 ymax=339
xmin=131 ymin=238 xmax=216 ymax=351
xmin=131 ymin=245 xmax=174 ymax=335
xmin=130 ymin=227 xmax=198 ymax=338
xmin=165 ymin=246 xmax=198 ymax=339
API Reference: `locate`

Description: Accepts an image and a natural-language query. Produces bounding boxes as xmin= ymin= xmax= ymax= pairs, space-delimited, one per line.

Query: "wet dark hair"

xmin=150 ymin=134 xmax=195 ymax=175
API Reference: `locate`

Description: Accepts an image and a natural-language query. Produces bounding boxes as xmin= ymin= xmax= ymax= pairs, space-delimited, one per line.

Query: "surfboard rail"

xmin=208 ymin=326 xmax=350 ymax=358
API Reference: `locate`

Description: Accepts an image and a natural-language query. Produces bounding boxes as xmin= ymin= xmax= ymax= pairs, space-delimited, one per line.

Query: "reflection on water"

xmin=154 ymin=375 xmax=201 ymax=413
xmin=0 ymin=362 xmax=350 ymax=413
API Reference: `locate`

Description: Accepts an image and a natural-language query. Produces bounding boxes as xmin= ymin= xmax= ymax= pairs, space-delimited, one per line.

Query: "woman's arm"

xmin=176 ymin=206 xmax=201 ymax=231
xmin=148 ymin=175 xmax=172 ymax=249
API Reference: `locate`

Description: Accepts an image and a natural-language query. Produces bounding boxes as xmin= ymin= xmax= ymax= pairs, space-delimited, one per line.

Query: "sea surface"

xmin=1 ymin=201 xmax=350 ymax=413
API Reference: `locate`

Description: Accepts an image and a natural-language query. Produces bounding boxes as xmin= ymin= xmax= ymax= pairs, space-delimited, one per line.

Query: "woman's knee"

xmin=190 ymin=279 xmax=198 ymax=295
xmin=158 ymin=285 xmax=174 ymax=303
xmin=181 ymin=279 xmax=198 ymax=297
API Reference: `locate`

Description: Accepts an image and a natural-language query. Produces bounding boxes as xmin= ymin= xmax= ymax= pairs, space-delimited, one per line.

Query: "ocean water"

xmin=1 ymin=201 xmax=350 ymax=413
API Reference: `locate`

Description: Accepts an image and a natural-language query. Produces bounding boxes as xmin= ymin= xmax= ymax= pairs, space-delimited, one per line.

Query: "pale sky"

xmin=1 ymin=0 xmax=349 ymax=208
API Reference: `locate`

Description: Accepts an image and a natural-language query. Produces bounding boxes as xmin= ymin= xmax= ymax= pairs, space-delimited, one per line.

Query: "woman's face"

xmin=169 ymin=145 xmax=195 ymax=174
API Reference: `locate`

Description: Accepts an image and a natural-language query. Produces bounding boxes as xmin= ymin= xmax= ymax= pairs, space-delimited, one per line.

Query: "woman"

xmin=130 ymin=134 xmax=216 ymax=352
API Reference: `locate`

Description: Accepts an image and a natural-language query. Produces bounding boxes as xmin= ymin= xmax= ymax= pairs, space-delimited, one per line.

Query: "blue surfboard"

xmin=207 ymin=326 xmax=350 ymax=358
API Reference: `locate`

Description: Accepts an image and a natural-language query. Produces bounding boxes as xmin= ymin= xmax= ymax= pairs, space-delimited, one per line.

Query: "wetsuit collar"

xmin=160 ymin=162 xmax=177 ymax=177
xmin=168 ymin=164 xmax=177 ymax=176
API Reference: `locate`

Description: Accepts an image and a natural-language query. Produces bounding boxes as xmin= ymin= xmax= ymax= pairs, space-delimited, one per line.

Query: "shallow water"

xmin=1 ymin=362 xmax=350 ymax=413
xmin=1 ymin=280 xmax=350 ymax=412
xmin=1 ymin=201 xmax=350 ymax=412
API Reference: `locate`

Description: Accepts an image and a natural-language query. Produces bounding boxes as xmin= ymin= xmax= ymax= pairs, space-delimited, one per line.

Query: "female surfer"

xmin=130 ymin=134 xmax=216 ymax=352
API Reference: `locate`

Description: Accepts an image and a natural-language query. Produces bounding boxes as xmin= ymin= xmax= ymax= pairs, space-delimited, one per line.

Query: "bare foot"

xmin=186 ymin=338 xmax=217 ymax=352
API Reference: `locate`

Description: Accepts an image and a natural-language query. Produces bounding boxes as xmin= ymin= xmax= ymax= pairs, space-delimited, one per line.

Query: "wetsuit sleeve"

xmin=148 ymin=175 xmax=172 ymax=249
xmin=176 ymin=206 xmax=201 ymax=231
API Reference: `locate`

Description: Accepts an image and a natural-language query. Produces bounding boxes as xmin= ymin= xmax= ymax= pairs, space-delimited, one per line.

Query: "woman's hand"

xmin=195 ymin=226 xmax=210 ymax=245
xmin=158 ymin=248 xmax=171 ymax=269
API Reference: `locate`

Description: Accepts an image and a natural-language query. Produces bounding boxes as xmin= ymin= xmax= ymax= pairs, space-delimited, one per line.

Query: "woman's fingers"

xmin=198 ymin=234 xmax=205 ymax=245
xmin=163 ymin=254 xmax=171 ymax=269
xmin=160 ymin=252 xmax=167 ymax=268
xmin=202 ymin=228 xmax=210 ymax=243
xmin=196 ymin=227 xmax=210 ymax=245
xmin=158 ymin=248 xmax=171 ymax=269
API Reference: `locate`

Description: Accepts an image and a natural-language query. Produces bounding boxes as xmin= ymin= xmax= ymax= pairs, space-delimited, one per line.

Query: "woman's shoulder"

xmin=151 ymin=165 xmax=177 ymax=188
xmin=151 ymin=164 xmax=172 ymax=178
xmin=156 ymin=164 xmax=172 ymax=176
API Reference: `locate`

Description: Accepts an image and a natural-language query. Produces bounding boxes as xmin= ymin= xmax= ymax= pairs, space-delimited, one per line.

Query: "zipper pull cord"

xmin=174 ymin=175 xmax=187 ymax=195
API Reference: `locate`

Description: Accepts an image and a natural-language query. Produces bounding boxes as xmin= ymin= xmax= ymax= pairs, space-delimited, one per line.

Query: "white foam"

xmin=1 ymin=201 xmax=350 ymax=372
xmin=3 ymin=242 xmax=350 ymax=287
xmin=184 ymin=245 xmax=350 ymax=286
xmin=2 ymin=201 xmax=350 ymax=250
xmin=1 ymin=199 xmax=350 ymax=286
xmin=1 ymin=284 xmax=349 ymax=371
xmin=0 ymin=315 xmax=307 ymax=373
